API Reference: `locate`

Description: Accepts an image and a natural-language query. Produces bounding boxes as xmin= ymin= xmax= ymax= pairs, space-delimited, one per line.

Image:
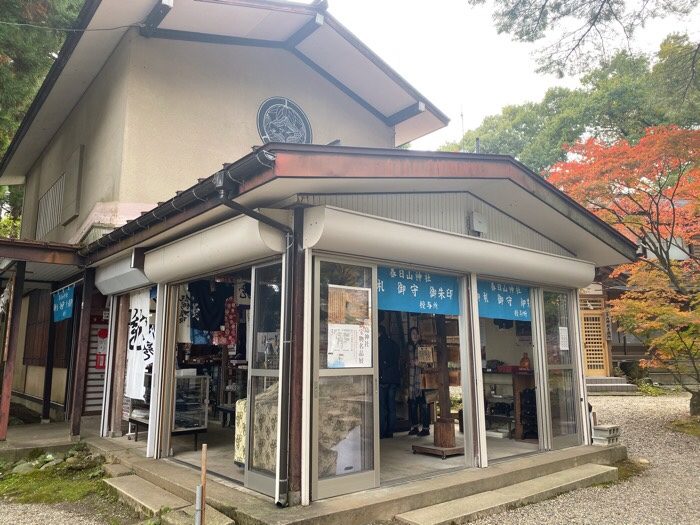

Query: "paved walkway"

xmin=473 ymin=394 xmax=700 ymax=525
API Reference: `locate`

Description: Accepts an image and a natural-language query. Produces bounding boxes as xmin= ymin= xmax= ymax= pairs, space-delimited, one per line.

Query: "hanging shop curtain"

xmin=125 ymin=288 xmax=155 ymax=400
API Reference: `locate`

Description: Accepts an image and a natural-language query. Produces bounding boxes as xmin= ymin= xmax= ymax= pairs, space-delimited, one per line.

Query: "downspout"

xmin=219 ymin=187 xmax=293 ymax=508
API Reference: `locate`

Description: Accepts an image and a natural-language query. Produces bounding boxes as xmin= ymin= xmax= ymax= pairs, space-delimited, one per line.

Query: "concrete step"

xmin=162 ymin=504 xmax=234 ymax=525
xmin=585 ymin=377 xmax=630 ymax=385
xmin=587 ymin=383 xmax=638 ymax=393
xmin=104 ymin=474 xmax=191 ymax=517
xmin=103 ymin=462 xmax=133 ymax=478
xmin=395 ymin=464 xmax=617 ymax=525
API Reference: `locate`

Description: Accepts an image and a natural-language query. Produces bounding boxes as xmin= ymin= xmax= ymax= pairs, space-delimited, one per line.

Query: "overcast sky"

xmin=317 ymin=0 xmax=700 ymax=150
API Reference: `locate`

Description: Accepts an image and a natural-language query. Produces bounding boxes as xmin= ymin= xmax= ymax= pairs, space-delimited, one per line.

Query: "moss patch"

xmin=596 ymin=458 xmax=649 ymax=488
xmin=0 ymin=465 xmax=107 ymax=504
xmin=667 ymin=416 xmax=700 ymax=438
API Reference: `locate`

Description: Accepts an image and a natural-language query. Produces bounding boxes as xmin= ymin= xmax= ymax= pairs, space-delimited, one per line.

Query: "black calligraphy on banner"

xmin=128 ymin=309 xmax=155 ymax=362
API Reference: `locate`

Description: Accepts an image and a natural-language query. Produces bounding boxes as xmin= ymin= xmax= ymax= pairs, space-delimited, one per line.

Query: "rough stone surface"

xmin=39 ymin=458 xmax=64 ymax=470
xmin=12 ymin=462 xmax=36 ymax=474
xmin=472 ymin=393 xmax=700 ymax=525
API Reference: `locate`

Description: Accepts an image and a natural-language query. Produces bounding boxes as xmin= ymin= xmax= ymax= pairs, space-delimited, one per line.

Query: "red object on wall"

xmin=95 ymin=353 xmax=106 ymax=370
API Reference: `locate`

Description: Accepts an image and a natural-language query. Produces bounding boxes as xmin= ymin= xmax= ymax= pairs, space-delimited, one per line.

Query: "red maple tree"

xmin=550 ymin=126 xmax=700 ymax=414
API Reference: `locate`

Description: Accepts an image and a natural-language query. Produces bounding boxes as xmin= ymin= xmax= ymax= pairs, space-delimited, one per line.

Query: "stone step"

xmin=162 ymin=503 xmax=234 ymax=525
xmin=587 ymin=383 xmax=638 ymax=393
xmin=103 ymin=462 xmax=133 ymax=478
xmin=104 ymin=474 xmax=191 ymax=517
xmin=394 ymin=464 xmax=617 ymax=525
xmin=585 ymin=377 xmax=630 ymax=385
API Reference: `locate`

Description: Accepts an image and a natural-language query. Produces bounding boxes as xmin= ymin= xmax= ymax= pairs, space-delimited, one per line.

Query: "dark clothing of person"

xmin=378 ymin=333 xmax=401 ymax=386
xmin=379 ymin=332 xmax=400 ymax=437
xmin=407 ymin=340 xmax=430 ymax=429
xmin=409 ymin=392 xmax=431 ymax=429
xmin=188 ymin=280 xmax=233 ymax=331
xmin=379 ymin=383 xmax=398 ymax=438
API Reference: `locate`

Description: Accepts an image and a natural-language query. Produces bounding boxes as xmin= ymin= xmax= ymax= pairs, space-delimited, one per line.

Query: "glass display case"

xmin=173 ymin=374 xmax=209 ymax=433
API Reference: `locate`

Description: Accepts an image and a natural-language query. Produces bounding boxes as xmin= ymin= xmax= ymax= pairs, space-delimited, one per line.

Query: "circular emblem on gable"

xmin=257 ymin=97 xmax=312 ymax=144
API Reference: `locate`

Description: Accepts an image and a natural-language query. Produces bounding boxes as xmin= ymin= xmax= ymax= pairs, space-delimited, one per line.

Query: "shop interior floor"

xmin=486 ymin=437 xmax=538 ymax=461
xmin=172 ymin=422 xmax=244 ymax=483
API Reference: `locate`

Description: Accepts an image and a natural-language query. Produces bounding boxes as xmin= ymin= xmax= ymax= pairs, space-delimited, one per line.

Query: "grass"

xmin=0 ymin=464 xmax=108 ymax=504
xmin=667 ymin=416 xmax=700 ymax=438
xmin=635 ymin=381 xmax=666 ymax=396
xmin=596 ymin=458 xmax=649 ymax=488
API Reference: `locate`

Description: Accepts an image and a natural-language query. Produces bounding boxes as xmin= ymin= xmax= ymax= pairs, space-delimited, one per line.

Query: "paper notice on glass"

xmin=558 ymin=326 xmax=570 ymax=350
xmin=328 ymin=284 xmax=371 ymax=325
xmin=328 ymin=323 xmax=372 ymax=368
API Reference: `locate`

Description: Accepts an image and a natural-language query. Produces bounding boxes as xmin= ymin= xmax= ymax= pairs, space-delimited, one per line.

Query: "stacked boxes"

xmin=592 ymin=424 xmax=621 ymax=446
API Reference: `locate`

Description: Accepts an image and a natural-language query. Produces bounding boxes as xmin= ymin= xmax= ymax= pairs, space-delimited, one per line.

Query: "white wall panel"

xmin=297 ymin=192 xmax=572 ymax=257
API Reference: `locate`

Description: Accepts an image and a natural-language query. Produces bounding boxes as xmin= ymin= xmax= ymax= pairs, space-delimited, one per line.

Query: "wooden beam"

xmin=387 ymin=101 xmax=426 ymax=127
xmin=0 ymin=240 xmax=82 ymax=266
xmin=109 ymin=294 xmax=129 ymax=436
xmin=140 ymin=0 xmax=173 ymax=38
xmin=0 ymin=261 xmax=26 ymax=441
xmin=285 ymin=13 xmax=324 ymax=48
xmin=69 ymin=268 xmax=95 ymax=438
xmin=41 ymin=286 xmax=58 ymax=421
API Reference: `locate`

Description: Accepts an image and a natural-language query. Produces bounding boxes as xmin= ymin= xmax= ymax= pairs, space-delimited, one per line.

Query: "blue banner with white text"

xmin=52 ymin=284 xmax=75 ymax=323
xmin=378 ymin=266 xmax=460 ymax=315
xmin=476 ymin=279 xmax=531 ymax=321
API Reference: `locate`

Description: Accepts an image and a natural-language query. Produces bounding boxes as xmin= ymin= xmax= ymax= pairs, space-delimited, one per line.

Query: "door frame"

xmin=535 ymin=287 xmax=585 ymax=450
xmin=244 ymin=257 xmax=287 ymax=497
xmin=311 ymin=254 xmax=380 ymax=501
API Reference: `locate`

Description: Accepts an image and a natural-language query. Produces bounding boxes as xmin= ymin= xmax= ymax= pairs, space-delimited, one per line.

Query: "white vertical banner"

xmin=125 ymin=289 xmax=154 ymax=400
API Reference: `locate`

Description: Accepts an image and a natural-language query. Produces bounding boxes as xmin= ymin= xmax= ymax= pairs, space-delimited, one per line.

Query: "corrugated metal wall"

xmin=297 ymin=192 xmax=573 ymax=257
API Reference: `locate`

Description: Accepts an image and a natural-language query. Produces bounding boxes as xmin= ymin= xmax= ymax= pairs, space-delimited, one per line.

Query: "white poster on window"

xmin=327 ymin=284 xmax=372 ymax=369
xmin=125 ymin=289 xmax=155 ymax=400
xmin=558 ymin=326 xmax=570 ymax=351
xmin=328 ymin=323 xmax=371 ymax=368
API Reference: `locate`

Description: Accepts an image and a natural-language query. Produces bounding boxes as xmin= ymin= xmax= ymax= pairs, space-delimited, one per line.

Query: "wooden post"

xmin=110 ymin=295 xmax=130 ymax=436
xmin=0 ymin=261 xmax=26 ymax=441
xmin=69 ymin=268 xmax=95 ymax=438
xmin=201 ymin=443 xmax=208 ymax=525
xmin=41 ymin=286 xmax=58 ymax=422
xmin=288 ymin=208 xmax=304 ymax=497
xmin=435 ymin=316 xmax=451 ymax=418
xmin=434 ymin=316 xmax=455 ymax=448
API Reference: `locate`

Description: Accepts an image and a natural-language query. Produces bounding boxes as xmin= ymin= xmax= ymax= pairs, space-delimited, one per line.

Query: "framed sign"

xmin=416 ymin=345 xmax=435 ymax=364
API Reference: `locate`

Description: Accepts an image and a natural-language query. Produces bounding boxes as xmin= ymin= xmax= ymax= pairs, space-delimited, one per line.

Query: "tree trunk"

xmin=691 ymin=391 xmax=700 ymax=417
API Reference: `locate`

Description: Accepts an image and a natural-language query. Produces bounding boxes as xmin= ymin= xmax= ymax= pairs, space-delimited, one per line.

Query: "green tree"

xmin=0 ymin=0 xmax=82 ymax=232
xmin=469 ymin=0 xmax=699 ymax=76
xmin=443 ymin=39 xmax=700 ymax=174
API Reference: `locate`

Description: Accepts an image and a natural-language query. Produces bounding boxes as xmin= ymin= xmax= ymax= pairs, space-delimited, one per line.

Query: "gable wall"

xmin=118 ymin=35 xmax=395 ymax=203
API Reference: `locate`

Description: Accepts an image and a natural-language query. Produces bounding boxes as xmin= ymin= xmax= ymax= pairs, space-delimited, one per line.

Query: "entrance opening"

xmin=169 ymin=268 xmax=251 ymax=483
xmin=378 ymin=309 xmax=466 ymax=484
xmin=476 ymin=279 xmax=539 ymax=461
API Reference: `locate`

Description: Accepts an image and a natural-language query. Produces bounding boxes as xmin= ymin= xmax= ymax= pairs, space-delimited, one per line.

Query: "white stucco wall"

xmin=119 ymin=35 xmax=395 ymax=202
xmin=20 ymin=30 xmax=396 ymax=243
xmin=20 ymin=34 xmax=132 ymax=243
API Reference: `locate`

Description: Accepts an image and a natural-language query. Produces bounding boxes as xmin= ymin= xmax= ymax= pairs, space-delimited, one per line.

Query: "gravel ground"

xmin=0 ymin=493 xmax=141 ymax=524
xmin=1 ymin=395 xmax=697 ymax=524
xmin=473 ymin=393 xmax=700 ymax=525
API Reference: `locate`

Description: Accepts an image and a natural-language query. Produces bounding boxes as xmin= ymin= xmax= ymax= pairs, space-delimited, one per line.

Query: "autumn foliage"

xmin=550 ymin=126 xmax=700 ymax=413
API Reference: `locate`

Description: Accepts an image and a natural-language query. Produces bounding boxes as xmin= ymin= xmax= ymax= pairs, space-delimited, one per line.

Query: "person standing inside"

xmin=408 ymin=326 xmax=430 ymax=436
xmin=379 ymin=325 xmax=401 ymax=438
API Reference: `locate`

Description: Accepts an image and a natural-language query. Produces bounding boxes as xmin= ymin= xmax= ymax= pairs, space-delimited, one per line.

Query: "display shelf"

xmin=173 ymin=375 xmax=209 ymax=449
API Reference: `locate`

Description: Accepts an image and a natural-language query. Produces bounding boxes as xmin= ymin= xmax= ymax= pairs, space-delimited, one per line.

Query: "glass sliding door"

xmin=312 ymin=258 xmax=378 ymax=500
xmin=245 ymin=261 xmax=285 ymax=496
xmin=543 ymin=290 xmax=580 ymax=449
